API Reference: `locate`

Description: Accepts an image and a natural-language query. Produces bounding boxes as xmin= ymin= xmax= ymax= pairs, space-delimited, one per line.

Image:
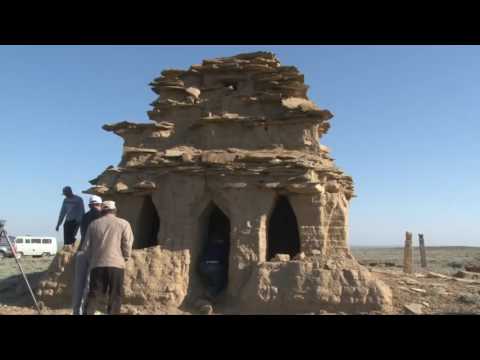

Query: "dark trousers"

xmin=64 ymin=220 xmax=80 ymax=245
xmin=85 ymin=267 xmax=125 ymax=315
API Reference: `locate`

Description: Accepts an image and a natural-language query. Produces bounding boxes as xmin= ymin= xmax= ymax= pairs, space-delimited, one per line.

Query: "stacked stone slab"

xmin=37 ymin=52 xmax=392 ymax=313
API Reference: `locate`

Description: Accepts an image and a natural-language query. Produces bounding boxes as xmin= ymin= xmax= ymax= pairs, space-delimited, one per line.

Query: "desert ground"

xmin=1 ymin=247 xmax=480 ymax=315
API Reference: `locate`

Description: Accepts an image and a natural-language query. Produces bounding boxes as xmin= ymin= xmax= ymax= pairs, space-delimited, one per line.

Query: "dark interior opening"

xmin=198 ymin=204 xmax=231 ymax=297
xmin=223 ymin=81 xmax=238 ymax=91
xmin=134 ymin=196 xmax=160 ymax=249
xmin=267 ymin=195 xmax=301 ymax=260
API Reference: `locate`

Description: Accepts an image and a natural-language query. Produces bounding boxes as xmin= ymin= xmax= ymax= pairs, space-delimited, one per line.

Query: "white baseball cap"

xmin=89 ymin=195 xmax=103 ymax=205
xmin=102 ymin=200 xmax=116 ymax=210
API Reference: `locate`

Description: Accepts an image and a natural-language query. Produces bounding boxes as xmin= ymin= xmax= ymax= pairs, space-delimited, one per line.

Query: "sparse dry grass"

xmin=0 ymin=256 xmax=53 ymax=282
xmin=351 ymin=246 xmax=480 ymax=275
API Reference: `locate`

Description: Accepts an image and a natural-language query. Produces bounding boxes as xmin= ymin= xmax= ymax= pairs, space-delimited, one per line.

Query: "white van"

xmin=14 ymin=236 xmax=57 ymax=257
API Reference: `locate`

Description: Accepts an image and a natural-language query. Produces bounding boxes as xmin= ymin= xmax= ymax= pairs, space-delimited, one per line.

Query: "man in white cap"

xmin=79 ymin=195 xmax=103 ymax=251
xmin=72 ymin=195 xmax=103 ymax=315
xmin=84 ymin=200 xmax=134 ymax=315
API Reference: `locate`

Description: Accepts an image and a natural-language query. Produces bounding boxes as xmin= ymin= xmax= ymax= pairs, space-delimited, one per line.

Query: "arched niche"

xmin=267 ymin=195 xmax=301 ymax=260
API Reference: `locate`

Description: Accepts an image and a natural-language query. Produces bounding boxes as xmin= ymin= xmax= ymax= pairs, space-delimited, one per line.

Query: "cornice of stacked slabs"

xmin=86 ymin=52 xmax=354 ymax=202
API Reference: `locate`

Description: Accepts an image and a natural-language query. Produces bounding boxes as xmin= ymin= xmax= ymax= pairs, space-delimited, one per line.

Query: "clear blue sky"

xmin=1 ymin=45 xmax=479 ymax=247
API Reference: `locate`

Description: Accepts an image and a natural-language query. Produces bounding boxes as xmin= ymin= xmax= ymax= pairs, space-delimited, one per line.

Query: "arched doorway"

xmin=134 ymin=195 xmax=160 ymax=249
xmin=267 ymin=195 xmax=300 ymax=260
xmin=197 ymin=203 xmax=231 ymax=297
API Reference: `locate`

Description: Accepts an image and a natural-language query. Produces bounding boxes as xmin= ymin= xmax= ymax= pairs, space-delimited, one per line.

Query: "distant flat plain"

xmin=1 ymin=246 xmax=479 ymax=282
xmin=351 ymin=246 xmax=480 ymax=275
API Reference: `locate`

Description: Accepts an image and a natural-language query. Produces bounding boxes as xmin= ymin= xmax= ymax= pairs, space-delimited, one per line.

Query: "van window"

xmin=42 ymin=239 xmax=52 ymax=244
xmin=15 ymin=238 xmax=24 ymax=244
xmin=25 ymin=239 xmax=31 ymax=244
xmin=31 ymin=239 xmax=41 ymax=244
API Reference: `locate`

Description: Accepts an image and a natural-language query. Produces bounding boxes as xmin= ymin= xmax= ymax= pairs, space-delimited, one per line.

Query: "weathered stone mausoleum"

xmin=38 ymin=51 xmax=392 ymax=314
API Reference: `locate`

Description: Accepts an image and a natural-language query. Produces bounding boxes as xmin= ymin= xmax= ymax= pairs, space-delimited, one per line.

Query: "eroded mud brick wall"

xmin=86 ymin=52 xmax=356 ymax=304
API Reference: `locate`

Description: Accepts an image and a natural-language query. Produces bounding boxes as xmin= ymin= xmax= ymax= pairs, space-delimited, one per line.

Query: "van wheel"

xmin=0 ymin=252 xmax=5 ymax=260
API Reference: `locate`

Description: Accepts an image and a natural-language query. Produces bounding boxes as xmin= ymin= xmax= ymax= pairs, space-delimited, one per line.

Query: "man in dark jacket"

xmin=56 ymin=186 xmax=85 ymax=246
xmin=72 ymin=195 xmax=103 ymax=315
